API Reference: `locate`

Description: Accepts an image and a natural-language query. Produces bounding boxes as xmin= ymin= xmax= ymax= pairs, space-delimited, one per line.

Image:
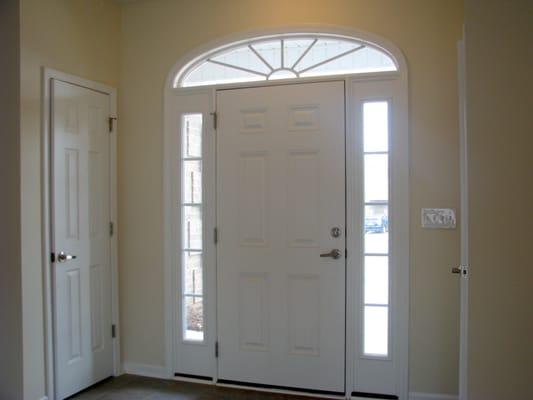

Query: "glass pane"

xmin=269 ymin=69 xmax=297 ymax=80
xmin=283 ymin=39 xmax=315 ymax=68
xmin=364 ymin=256 xmax=389 ymax=305
xmin=364 ymin=305 xmax=388 ymax=356
xmin=296 ymin=39 xmax=359 ymax=72
xmin=252 ymin=40 xmax=282 ymax=69
xmin=211 ymin=46 xmax=271 ymax=74
xmin=183 ymin=160 xmax=202 ymax=204
xmin=364 ymin=154 xmax=388 ymax=202
xmin=183 ymin=251 xmax=202 ymax=295
xmin=183 ymin=60 xmax=266 ymax=87
xmin=300 ymin=46 xmax=396 ymax=77
xmin=183 ymin=205 xmax=202 ymax=249
xmin=364 ymin=102 xmax=389 ymax=152
xmin=184 ymin=296 xmax=204 ymax=341
xmin=182 ymin=114 xmax=202 ymax=158
xmin=364 ymin=205 xmax=389 ymax=254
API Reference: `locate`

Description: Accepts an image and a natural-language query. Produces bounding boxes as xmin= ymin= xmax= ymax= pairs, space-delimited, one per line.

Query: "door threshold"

xmin=216 ymin=379 xmax=345 ymax=399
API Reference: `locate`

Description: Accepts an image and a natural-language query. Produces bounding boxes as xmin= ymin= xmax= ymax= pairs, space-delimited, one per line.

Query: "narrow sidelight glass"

xmin=181 ymin=114 xmax=205 ymax=342
xmin=362 ymin=101 xmax=390 ymax=357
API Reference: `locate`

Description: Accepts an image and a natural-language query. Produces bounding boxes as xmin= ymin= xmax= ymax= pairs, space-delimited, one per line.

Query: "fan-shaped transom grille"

xmin=178 ymin=35 xmax=398 ymax=87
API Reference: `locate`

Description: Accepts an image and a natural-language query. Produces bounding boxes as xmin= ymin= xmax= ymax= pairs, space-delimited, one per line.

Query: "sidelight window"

xmin=362 ymin=101 xmax=390 ymax=357
xmin=180 ymin=114 xmax=205 ymax=342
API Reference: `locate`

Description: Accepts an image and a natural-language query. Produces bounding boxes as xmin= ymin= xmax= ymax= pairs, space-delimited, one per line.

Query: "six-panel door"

xmin=216 ymin=81 xmax=346 ymax=393
xmin=52 ymin=79 xmax=113 ymax=399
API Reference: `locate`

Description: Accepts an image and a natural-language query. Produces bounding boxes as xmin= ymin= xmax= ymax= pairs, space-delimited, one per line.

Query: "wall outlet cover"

xmin=421 ymin=208 xmax=456 ymax=229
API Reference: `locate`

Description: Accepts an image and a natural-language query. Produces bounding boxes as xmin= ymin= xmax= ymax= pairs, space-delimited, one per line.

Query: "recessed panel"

xmin=241 ymin=109 xmax=267 ymax=134
xmin=287 ymin=151 xmax=319 ymax=247
xmin=288 ymin=105 xmax=319 ymax=131
xmin=239 ymin=273 xmax=268 ymax=351
xmin=288 ymin=274 xmax=320 ymax=356
xmin=65 ymin=101 xmax=79 ymax=134
xmin=88 ymin=106 xmax=103 ymax=137
xmin=65 ymin=149 xmax=80 ymax=239
xmin=89 ymin=151 xmax=102 ymax=238
xmin=239 ymin=153 xmax=267 ymax=247
xmin=90 ymin=265 xmax=104 ymax=352
xmin=67 ymin=269 xmax=82 ymax=362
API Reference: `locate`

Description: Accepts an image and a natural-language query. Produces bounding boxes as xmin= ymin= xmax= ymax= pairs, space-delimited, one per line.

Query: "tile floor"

xmin=69 ymin=374 xmax=314 ymax=400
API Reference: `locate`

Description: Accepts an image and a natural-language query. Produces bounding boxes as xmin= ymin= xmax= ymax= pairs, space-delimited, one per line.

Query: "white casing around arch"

xmin=163 ymin=25 xmax=409 ymax=400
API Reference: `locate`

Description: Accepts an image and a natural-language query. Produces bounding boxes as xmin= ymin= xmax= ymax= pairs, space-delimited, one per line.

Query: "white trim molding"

xmin=123 ymin=363 xmax=168 ymax=380
xmin=164 ymin=25 xmax=409 ymax=399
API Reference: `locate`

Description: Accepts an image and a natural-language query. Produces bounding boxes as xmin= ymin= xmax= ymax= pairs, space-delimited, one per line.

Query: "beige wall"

xmin=119 ymin=0 xmax=463 ymax=394
xmin=0 ymin=0 xmax=23 ymax=398
xmin=465 ymin=1 xmax=533 ymax=399
xmin=20 ymin=1 xmax=120 ymax=398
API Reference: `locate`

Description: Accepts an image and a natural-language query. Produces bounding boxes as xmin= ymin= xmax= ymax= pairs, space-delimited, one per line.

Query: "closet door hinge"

xmin=215 ymin=341 xmax=219 ymax=358
xmin=109 ymin=221 xmax=114 ymax=237
xmin=111 ymin=324 xmax=116 ymax=338
xmin=214 ymin=227 xmax=218 ymax=244
xmin=211 ymin=112 xmax=217 ymax=130
xmin=109 ymin=116 xmax=117 ymax=133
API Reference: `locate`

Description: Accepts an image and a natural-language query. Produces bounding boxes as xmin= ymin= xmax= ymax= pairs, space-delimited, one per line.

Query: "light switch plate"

xmin=421 ymin=208 xmax=456 ymax=229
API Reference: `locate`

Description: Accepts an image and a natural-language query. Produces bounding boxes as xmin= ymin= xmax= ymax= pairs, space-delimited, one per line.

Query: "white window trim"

xmin=164 ymin=25 xmax=409 ymax=399
xmin=175 ymin=33 xmax=398 ymax=88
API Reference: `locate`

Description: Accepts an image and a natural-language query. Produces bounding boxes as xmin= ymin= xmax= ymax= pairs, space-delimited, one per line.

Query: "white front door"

xmin=217 ymin=81 xmax=346 ymax=393
xmin=51 ymin=79 xmax=113 ymax=399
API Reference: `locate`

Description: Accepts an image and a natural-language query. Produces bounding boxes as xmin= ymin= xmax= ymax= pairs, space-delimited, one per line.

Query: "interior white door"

xmin=217 ymin=81 xmax=346 ymax=393
xmin=51 ymin=79 xmax=113 ymax=399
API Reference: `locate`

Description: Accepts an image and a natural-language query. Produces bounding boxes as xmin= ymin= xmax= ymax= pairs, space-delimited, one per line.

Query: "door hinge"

xmin=108 ymin=117 xmax=117 ymax=133
xmin=214 ymin=227 xmax=218 ymax=244
xmin=109 ymin=221 xmax=114 ymax=237
xmin=50 ymin=252 xmax=55 ymax=263
xmin=215 ymin=341 xmax=219 ymax=358
xmin=111 ymin=324 xmax=116 ymax=338
xmin=452 ymin=264 xmax=469 ymax=276
xmin=211 ymin=112 xmax=217 ymax=130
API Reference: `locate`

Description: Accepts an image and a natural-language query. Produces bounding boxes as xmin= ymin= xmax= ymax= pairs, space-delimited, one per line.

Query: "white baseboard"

xmin=122 ymin=362 xmax=168 ymax=379
xmin=409 ymin=393 xmax=458 ymax=400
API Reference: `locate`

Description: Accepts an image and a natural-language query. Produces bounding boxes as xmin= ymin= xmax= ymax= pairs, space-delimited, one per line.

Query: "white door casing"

xmin=164 ymin=27 xmax=409 ymax=400
xmin=458 ymin=38 xmax=469 ymax=400
xmin=216 ymin=81 xmax=346 ymax=393
xmin=51 ymin=79 xmax=114 ymax=399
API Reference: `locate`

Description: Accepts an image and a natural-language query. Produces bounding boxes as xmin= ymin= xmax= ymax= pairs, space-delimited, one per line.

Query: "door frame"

xmin=41 ymin=68 xmax=120 ymax=400
xmin=163 ymin=25 xmax=409 ymax=399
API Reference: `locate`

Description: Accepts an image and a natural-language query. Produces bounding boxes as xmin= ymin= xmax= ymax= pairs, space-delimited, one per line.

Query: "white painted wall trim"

xmin=164 ymin=24 xmax=408 ymax=90
xmin=409 ymin=393 xmax=458 ymax=400
xmin=41 ymin=68 xmax=120 ymax=400
xmin=164 ymin=25 xmax=409 ymax=399
xmin=457 ymin=35 xmax=469 ymax=400
xmin=123 ymin=363 xmax=168 ymax=380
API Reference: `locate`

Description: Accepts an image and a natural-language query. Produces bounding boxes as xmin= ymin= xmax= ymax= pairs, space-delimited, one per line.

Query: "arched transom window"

xmin=176 ymin=34 xmax=398 ymax=87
